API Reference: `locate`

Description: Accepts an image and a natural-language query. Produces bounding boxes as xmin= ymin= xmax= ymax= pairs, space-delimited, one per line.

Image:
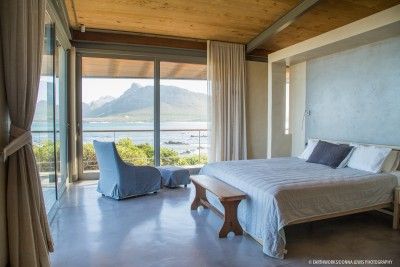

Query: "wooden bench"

xmin=190 ymin=175 xmax=247 ymax=238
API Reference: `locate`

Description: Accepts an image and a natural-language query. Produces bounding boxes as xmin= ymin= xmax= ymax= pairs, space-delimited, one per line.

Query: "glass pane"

xmin=160 ymin=61 xmax=208 ymax=166
xmin=32 ymin=11 xmax=56 ymax=212
xmin=55 ymin=40 xmax=68 ymax=193
xmin=81 ymin=57 xmax=154 ymax=173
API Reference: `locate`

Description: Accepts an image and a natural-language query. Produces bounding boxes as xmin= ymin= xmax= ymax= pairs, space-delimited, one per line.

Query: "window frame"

xmin=76 ymin=49 xmax=206 ymax=180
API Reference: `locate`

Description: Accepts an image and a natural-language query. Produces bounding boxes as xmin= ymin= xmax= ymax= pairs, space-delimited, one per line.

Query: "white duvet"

xmin=200 ymin=157 xmax=398 ymax=258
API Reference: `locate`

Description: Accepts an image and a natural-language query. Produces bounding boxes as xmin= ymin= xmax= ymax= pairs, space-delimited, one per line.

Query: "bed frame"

xmin=289 ymin=195 xmax=399 ymax=229
xmin=246 ymin=187 xmax=400 ymax=247
xmin=292 ymin=140 xmax=400 ymax=228
xmin=246 ymin=141 xmax=400 ymax=246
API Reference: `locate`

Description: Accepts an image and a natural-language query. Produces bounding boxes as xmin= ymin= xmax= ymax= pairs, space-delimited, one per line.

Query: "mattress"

xmin=200 ymin=157 xmax=398 ymax=259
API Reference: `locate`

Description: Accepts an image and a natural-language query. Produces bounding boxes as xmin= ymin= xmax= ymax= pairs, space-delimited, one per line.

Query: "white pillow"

xmin=381 ymin=151 xmax=399 ymax=173
xmin=347 ymin=145 xmax=392 ymax=173
xmin=298 ymin=139 xmax=319 ymax=160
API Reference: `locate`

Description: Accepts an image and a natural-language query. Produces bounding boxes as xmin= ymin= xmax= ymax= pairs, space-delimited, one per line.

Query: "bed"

xmin=199 ymin=157 xmax=399 ymax=259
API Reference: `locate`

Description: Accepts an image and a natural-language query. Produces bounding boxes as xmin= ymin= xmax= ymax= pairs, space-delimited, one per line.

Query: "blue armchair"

xmin=93 ymin=141 xmax=161 ymax=200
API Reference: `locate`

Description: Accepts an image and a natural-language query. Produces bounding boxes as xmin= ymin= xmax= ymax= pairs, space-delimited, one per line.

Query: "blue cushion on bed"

xmin=307 ymin=141 xmax=353 ymax=168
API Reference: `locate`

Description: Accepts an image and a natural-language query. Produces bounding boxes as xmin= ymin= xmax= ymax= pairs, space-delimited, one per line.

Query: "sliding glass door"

xmin=55 ymin=40 xmax=68 ymax=195
xmin=79 ymin=56 xmax=155 ymax=178
xmin=159 ymin=61 xmax=208 ymax=166
xmin=33 ymin=11 xmax=56 ymax=211
xmin=77 ymin=55 xmax=208 ymax=179
xmin=32 ymin=11 xmax=69 ymax=212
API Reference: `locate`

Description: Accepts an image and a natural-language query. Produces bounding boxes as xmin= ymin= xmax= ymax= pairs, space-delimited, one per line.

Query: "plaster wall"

xmin=306 ymin=36 xmax=400 ymax=146
xmin=246 ymin=61 xmax=268 ymax=159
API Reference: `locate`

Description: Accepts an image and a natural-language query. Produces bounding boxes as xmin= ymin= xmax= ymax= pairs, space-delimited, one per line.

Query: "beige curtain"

xmin=0 ymin=0 xmax=54 ymax=266
xmin=207 ymin=41 xmax=247 ymax=162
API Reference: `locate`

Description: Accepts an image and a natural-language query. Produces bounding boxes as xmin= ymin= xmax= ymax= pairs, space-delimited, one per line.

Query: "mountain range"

xmin=33 ymin=83 xmax=207 ymax=122
xmin=82 ymin=83 xmax=207 ymax=122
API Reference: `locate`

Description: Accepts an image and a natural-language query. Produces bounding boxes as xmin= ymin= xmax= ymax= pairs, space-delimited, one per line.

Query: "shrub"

xmin=115 ymin=138 xmax=149 ymax=166
xmin=178 ymin=154 xmax=208 ymax=166
xmin=33 ymin=138 xmax=208 ymax=172
xmin=82 ymin=143 xmax=97 ymax=170
xmin=160 ymin=147 xmax=180 ymax=165
xmin=33 ymin=140 xmax=59 ymax=172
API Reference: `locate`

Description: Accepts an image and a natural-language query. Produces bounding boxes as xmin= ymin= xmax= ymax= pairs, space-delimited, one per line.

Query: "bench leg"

xmin=219 ymin=200 xmax=243 ymax=238
xmin=191 ymin=181 xmax=208 ymax=210
xmin=393 ymin=187 xmax=399 ymax=230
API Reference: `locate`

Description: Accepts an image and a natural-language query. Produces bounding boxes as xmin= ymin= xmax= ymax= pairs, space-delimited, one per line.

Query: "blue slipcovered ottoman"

xmin=157 ymin=166 xmax=190 ymax=188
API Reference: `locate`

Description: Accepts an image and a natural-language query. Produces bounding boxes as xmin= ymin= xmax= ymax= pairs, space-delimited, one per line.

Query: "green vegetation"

xmin=33 ymin=140 xmax=59 ymax=172
xmin=33 ymin=138 xmax=207 ymax=172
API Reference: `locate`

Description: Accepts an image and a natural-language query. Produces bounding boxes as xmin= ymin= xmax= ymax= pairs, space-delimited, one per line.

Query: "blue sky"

xmin=82 ymin=78 xmax=207 ymax=103
xmin=37 ymin=77 xmax=207 ymax=103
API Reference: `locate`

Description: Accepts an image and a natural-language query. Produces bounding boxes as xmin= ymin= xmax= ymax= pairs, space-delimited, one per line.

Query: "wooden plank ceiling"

xmin=65 ymin=0 xmax=400 ymax=52
xmin=260 ymin=0 xmax=400 ymax=51
xmin=82 ymin=57 xmax=207 ymax=79
xmin=65 ymin=0 xmax=300 ymax=45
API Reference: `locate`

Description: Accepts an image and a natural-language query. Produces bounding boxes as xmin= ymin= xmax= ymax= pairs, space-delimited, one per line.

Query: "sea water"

xmin=32 ymin=121 xmax=208 ymax=155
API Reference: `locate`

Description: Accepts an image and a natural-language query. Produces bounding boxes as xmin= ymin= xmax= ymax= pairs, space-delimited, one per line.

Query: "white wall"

xmin=246 ymin=61 xmax=268 ymax=159
xmin=289 ymin=62 xmax=306 ymax=156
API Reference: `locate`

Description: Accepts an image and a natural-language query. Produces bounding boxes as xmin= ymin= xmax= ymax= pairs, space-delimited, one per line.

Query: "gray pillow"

xmin=307 ymin=141 xmax=353 ymax=168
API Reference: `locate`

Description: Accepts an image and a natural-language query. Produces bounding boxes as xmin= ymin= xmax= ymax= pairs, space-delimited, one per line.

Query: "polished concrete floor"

xmin=50 ymin=182 xmax=400 ymax=267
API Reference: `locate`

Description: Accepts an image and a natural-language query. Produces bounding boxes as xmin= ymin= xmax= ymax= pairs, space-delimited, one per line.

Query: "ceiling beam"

xmin=72 ymin=30 xmax=207 ymax=51
xmin=72 ymin=30 xmax=270 ymax=61
xmin=246 ymin=0 xmax=320 ymax=53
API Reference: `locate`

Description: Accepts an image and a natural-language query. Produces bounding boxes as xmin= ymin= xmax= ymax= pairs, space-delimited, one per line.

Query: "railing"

xmin=32 ymin=129 xmax=208 ymax=172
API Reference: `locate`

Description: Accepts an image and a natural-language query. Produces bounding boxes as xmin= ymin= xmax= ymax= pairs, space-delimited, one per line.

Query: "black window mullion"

xmin=154 ymin=59 xmax=161 ymax=166
xmin=51 ymin=23 xmax=58 ymax=200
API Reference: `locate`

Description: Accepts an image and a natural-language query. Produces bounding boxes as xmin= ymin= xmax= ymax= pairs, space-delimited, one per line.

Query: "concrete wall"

xmin=289 ymin=62 xmax=307 ymax=156
xmin=0 ymin=66 xmax=9 ymax=265
xmin=267 ymin=5 xmax=400 ymax=156
xmin=306 ymin=36 xmax=400 ymax=146
xmin=246 ymin=61 xmax=268 ymax=159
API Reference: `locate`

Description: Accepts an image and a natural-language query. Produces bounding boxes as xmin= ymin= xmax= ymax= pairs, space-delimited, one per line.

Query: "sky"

xmin=37 ymin=77 xmax=207 ymax=103
xmin=81 ymin=78 xmax=207 ymax=103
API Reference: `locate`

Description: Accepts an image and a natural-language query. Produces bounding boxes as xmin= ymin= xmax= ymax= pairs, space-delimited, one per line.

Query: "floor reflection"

xmin=50 ymin=181 xmax=400 ymax=267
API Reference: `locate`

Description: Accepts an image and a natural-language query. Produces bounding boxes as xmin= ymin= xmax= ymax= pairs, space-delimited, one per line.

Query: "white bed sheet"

xmin=200 ymin=157 xmax=398 ymax=259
